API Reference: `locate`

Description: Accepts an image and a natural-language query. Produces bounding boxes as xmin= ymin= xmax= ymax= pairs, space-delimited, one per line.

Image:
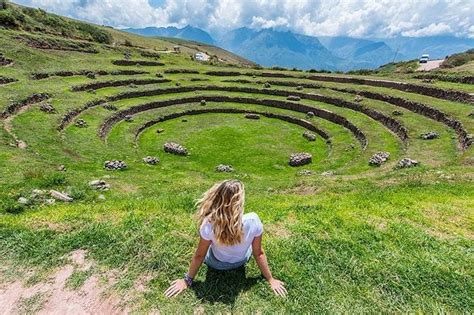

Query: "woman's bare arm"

xmin=165 ymin=237 xmax=211 ymax=298
xmin=252 ymin=235 xmax=287 ymax=297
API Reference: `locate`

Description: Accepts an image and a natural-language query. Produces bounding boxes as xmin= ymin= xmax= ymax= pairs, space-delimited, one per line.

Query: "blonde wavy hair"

xmin=196 ymin=179 xmax=245 ymax=246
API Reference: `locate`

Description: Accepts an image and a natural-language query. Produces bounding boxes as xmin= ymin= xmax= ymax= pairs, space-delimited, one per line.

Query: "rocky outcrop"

xmin=40 ymin=103 xmax=56 ymax=113
xmin=164 ymin=142 xmax=188 ymax=156
xmin=245 ymin=113 xmax=260 ymax=120
xmin=289 ymin=153 xmax=312 ymax=167
xmin=303 ymin=131 xmax=316 ymax=141
xmin=104 ymin=160 xmax=127 ymax=170
xmin=287 ymin=95 xmax=301 ymax=101
xmin=369 ymin=152 xmax=390 ymax=166
xmin=396 ymin=158 xmax=419 ymax=169
xmin=89 ymin=179 xmax=110 ymax=190
xmin=216 ymin=164 xmax=234 ymax=172
xmin=420 ymin=131 xmax=439 ymax=140
xmin=75 ymin=119 xmax=87 ymax=128
xmin=143 ymin=156 xmax=160 ymax=165
xmin=50 ymin=190 xmax=73 ymax=202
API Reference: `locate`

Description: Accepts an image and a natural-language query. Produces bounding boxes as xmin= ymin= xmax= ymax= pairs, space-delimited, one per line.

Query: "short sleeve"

xmin=199 ymin=221 xmax=213 ymax=241
xmin=252 ymin=214 xmax=264 ymax=237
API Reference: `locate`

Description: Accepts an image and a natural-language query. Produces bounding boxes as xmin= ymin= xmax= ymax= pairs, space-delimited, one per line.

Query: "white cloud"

xmin=13 ymin=0 xmax=474 ymax=38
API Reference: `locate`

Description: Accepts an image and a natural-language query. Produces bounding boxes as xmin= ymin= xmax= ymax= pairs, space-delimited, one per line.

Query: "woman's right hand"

xmin=269 ymin=278 xmax=287 ymax=297
xmin=164 ymin=279 xmax=188 ymax=298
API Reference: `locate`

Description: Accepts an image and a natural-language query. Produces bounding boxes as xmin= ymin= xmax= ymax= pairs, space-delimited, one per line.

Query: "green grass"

xmin=0 ymin=15 xmax=473 ymax=313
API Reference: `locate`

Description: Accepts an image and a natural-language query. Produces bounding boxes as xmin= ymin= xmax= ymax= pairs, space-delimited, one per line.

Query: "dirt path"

xmin=0 ymin=250 xmax=128 ymax=315
xmin=417 ymin=59 xmax=445 ymax=71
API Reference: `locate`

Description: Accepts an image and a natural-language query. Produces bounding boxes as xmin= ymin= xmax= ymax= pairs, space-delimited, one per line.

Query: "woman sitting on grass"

xmin=165 ymin=179 xmax=287 ymax=297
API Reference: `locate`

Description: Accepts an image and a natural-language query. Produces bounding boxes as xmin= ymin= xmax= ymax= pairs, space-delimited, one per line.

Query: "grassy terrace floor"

xmin=1 ymin=27 xmax=473 ymax=313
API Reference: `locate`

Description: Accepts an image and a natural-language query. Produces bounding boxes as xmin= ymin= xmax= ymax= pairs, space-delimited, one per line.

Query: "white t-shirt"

xmin=200 ymin=212 xmax=264 ymax=263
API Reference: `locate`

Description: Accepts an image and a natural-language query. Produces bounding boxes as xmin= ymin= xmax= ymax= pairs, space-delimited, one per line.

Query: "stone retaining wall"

xmin=100 ymin=95 xmax=367 ymax=148
xmin=331 ymin=87 xmax=472 ymax=149
xmin=134 ymin=108 xmax=330 ymax=141
xmin=112 ymin=60 xmax=165 ymax=66
xmin=1 ymin=93 xmax=50 ymax=119
xmin=71 ymin=78 xmax=170 ymax=92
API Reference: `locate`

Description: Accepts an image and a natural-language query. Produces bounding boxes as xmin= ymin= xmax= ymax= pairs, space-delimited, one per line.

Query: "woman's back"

xmin=200 ymin=212 xmax=263 ymax=263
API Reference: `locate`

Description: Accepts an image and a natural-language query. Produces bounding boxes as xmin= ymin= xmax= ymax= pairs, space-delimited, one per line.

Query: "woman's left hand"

xmin=164 ymin=279 xmax=188 ymax=298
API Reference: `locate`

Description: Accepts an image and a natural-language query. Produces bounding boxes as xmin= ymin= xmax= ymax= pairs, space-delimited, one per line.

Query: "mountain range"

xmin=123 ymin=26 xmax=474 ymax=71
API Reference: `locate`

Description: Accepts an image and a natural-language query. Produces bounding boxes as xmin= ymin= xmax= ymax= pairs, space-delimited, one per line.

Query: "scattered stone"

xmin=103 ymin=103 xmax=118 ymax=111
xmin=296 ymin=85 xmax=304 ymax=91
xmin=57 ymin=165 xmax=66 ymax=172
xmin=98 ymin=194 xmax=106 ymax=201
xmin=321 ymin=171 xmax=335 ymax=177
xmin=420 ymin=131 xmax=439 ymax=140
xmin=143 ymin=156 xmax=160 ymax=165
xmin=245 ymin=113 xmax=260 ymax=120
xmin=396 ymin=158 xmax=420 ymax=169
xmin=216 ymin=164 xmax=234 ymax=173
xmin=422 ymin=78 xmax=434 ymax=84
xmin=156 ymin=128 xmax=164 ymax=134
xmin=392 ymin=110 xmax=403 ymax=116
xmin=306 ymin=111 xmax=315 ymax=118
xmin=263 ymin=82 xmax=271 ymax=89
xmin=200 ymin=99 xmax=207 ymax=106
xmin=89 ymin=179 xmax=110 ymax=191
xmin=39 ymin=102 xmax=56 ymax=113
xmin=87 ymin=89 xmax=96 ymax=94
xmin=85 ymin=72 xmax=96 ymax=79
xmin=298 ymin=169 xmax=313 ymax=176
xmin=354 ymin=95 xmax=363 ymax=102
xmin=287 ymin=95 xmax=301 ymax=101
xmin=303 ymin=131 xmax=316 ymax=141
xmin=18 ymin=197 xmax=29 ymax=205
xmin=129 ymin=83 xmax=138 ymax=89
xmin=104 ymin=160 xmax=127 ymax=170
xmin=45 ymin=199 xmax=55 ymax=205
xmin=124 ymin=115 xmax=134 ymax=122
xmin=164 ymin=142 xmax=188 ymax=156
xmin=369 ymin=152 xmax=390 ymax=167
xmin=289 ymin=153 xmax=312 ymax=167
xmin=75 ymin=119 xmax=87 ymax=128
xmin=50 ymin=190 xmax=73 ymax=202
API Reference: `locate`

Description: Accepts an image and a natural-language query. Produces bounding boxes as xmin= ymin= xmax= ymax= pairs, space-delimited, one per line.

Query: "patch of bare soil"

xmin=0 ymin=250 xmax=128 ymax=315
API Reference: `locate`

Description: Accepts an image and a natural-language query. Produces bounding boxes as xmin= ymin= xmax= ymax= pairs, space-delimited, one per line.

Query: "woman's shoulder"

xmin=243 ymin=212 xmax=263 ymax=236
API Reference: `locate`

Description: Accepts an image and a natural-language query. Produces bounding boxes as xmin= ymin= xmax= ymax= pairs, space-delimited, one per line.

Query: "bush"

xmin=0 ymin=10 xmax=18 ymax=28
xmin=37 ymin=172 xmax=67 ymax=188
xmin=91 ymin=29 xmax=112 ymax=44
xmin=1 ymin=198 xmax=25 ymax=214
xmin=441 ymin=49 xmax=474 ymax=68
xmin=0 ymin=0 xmax=9 ymax=10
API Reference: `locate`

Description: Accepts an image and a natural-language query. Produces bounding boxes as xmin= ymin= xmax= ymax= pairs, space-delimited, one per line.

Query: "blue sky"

xmin=13 ymin=0 xmax=474 ymax=38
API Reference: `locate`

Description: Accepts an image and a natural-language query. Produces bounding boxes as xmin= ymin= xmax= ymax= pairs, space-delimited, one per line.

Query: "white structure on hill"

xmin=195 ymin=52 xmax=210 ymax=62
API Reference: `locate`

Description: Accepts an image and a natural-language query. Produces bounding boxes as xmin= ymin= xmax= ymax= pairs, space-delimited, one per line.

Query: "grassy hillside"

xmin=0 ymin=1 xmax=473 ymax=313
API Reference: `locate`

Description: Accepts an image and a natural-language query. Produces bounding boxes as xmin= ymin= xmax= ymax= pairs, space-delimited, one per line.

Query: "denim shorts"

xmin=204 ymin=247 xmax=252 ymax=271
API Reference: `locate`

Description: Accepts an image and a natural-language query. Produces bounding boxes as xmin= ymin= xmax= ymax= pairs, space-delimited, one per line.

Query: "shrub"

xmin=441 ymin=49 xmax=474 ymax=68
xmin=0 ymin=10 xmax=18 ymax=28
xmin=0 ymin=0 xmax=9 ymax=10
xmin=39 ymin=172 xmax=67 ymax=188
xmin=124 ymin=39 xmax=133 ymax=47
xmin=1 ymin=198 xmax=25 ymax=214
xmin=91 ymin=29 xmax=112 ymax=44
